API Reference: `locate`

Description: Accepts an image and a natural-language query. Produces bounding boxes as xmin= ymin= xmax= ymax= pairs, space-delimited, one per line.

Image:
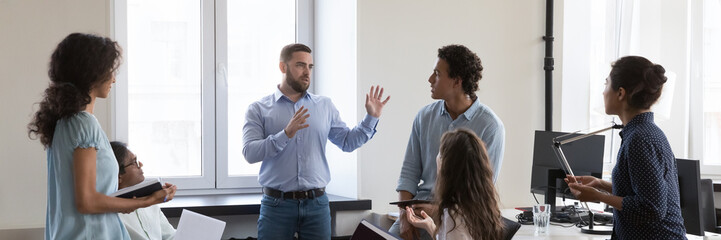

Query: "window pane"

xmin=703 ymin=0 xmax=721 ymax=166
xmin=127 ymin=0 xmax=202 ymax=176
xmin=227 ymin=1 xmax=295 ymax=176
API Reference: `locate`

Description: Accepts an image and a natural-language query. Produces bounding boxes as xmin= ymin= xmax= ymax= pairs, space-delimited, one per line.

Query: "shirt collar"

xmin=439 ymin=98 xmax=482 ymax=120
xmin=273 ymin=87 xmax=285 ymax=101
xmin=619 ymin=112 xmax=654 ymax=139
xmin=273 ymin=85 xmax=315 ymax=102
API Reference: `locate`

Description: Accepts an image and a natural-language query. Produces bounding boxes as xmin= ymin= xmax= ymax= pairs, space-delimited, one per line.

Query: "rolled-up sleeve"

xmin=396 ymin=116 xmax=423 ymax=196
xmin=242 ymin=103 xmax=291 ymax=163
xmin=481 ymin=121 xmax=505 ymax=183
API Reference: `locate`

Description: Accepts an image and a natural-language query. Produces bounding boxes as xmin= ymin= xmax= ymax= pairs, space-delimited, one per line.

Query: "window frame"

xmin=214 ymin=0 xmax=315 ymax=189
xmin=112 ymin=0 xmax=316 ymax=191
xmin=688 ymin=0 xmax=721 ymax=176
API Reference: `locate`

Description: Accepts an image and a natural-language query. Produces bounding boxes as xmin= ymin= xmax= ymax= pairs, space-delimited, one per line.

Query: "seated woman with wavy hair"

xmin=406 ymin=128 xmax=504 ymax=240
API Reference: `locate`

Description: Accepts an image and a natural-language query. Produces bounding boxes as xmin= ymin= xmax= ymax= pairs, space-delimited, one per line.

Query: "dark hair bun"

xmin=610 ymin=56 xmax=667 ymax=110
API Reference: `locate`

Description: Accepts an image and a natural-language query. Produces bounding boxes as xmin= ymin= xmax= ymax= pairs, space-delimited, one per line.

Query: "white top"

xmin=118 ymin=205 xmax=176 ymax=240
xmin=437 ymin=208 xmax=472 ymax=240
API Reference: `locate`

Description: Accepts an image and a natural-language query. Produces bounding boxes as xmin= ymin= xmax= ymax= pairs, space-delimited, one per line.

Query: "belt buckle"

xmin=293 ymin=191 xmax=308 ymax=199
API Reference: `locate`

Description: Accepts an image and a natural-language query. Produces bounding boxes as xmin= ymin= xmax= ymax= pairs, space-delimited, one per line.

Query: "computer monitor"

xmin=530 ymin=130 xmax=605 ymax=211
xmin=676 ymin=158 xmax=704 ymax=236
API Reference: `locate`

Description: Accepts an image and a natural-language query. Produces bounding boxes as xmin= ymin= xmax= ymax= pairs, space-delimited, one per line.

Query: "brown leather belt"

xmin=263 ymin=187 xmax=325 ymax=200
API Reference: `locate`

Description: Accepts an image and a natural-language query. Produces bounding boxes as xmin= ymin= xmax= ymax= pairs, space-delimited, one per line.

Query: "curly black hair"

xmin=28 ymin=33 xmax=122 ymax=147
xmin=437 ymin=45 xmax=483 ymax=100
xmin=609 ymin=56 xmax=667 ymax=109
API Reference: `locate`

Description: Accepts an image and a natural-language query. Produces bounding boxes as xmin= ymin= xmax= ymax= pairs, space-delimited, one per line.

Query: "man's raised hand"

xmin=365 ymin=85 xmax=390 ymax=118
xmin=284 ymin=106 xmax=310 ymax=138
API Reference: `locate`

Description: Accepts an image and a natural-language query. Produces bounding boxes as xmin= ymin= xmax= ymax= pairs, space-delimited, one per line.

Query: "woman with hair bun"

xmin=565 ymin=56 xmax=686 ymax=239
xmin=28 ymin=33 xmax=176 ymax=239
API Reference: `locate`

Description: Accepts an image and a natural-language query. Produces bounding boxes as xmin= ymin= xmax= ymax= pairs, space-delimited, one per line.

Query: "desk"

xmin=159 ymin=193 xmax=371 ymax=236
xmin=501 ymin=209 xmax=721 ymax=240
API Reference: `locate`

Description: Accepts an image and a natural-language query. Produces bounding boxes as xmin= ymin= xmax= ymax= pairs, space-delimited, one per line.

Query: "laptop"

xmin=351 ymin=219 xmax=400 ymax=240
xmin=174 ymin=209 xmax=226 ymax=240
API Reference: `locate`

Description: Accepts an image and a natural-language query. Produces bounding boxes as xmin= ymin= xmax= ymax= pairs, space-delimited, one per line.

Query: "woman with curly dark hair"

xmin=406 ymin=128 xmax=504 ymax=239
xmin=28 ymin=33 xmax=176 ymax=239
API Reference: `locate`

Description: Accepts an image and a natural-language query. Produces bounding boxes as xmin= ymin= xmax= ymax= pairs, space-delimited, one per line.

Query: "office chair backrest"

xmin=700 ymin=179 xmax=717 ymax=233
xmin=502 ymin=217 xmax=521 ymax=240
xmin=677 ymin=158 xmax=704 ymax=236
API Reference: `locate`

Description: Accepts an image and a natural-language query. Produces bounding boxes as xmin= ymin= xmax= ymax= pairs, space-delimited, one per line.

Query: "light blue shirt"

xmin=242 ymin=88 xmax=379 ymax=192
xmin=396 ymin=99 xmax=505 ymax=200
xmin=46 ymin=111 xmax=129 ymax=240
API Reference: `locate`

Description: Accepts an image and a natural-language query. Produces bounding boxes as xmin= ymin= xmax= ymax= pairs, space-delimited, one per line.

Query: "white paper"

xmin=174 ymin=209 xmax=226 ymax=240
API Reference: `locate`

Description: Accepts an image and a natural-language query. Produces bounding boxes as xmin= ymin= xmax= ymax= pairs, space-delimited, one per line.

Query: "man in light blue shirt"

xmin=390 ymin=44 xmax=505 ymax=240
xmin=242 ymin=43 xmax=390 ymax=240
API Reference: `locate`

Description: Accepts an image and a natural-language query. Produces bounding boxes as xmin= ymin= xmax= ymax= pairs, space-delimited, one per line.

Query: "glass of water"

xmin=533 ymin=204 xmax=551 ymax=234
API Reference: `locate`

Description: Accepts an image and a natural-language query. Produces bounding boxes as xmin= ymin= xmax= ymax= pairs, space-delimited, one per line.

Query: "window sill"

xmin=159 ymin=193 xmax=372 ymax=218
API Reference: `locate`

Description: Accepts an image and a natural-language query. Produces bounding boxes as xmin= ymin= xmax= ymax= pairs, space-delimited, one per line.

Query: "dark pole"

xmin=544 ymin=0 xmax=554 ymax=131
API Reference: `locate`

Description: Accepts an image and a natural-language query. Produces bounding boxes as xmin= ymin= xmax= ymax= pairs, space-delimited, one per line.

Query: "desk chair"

xmin=700 ymin=179 xmax=721 ymax=233
xmin=502 ymin=217 xmax=521 ymax=240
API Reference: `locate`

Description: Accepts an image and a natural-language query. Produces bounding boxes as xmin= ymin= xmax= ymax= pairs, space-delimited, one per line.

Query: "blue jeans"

xmin=258 ymin=194 xmax=331 ymax=240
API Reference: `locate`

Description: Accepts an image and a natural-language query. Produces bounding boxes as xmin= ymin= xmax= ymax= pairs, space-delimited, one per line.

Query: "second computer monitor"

xmin=530 ymin=130 xmax=606 ymax=200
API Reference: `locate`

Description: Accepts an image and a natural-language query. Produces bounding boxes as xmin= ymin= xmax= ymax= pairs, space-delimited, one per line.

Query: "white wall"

xmin=0 ymin=0 xmax=113 ymax=229
xmin=356 ymin=0 xmax=564 ymax=214
xmin=0 ymin=0 xmax=565 ymax=231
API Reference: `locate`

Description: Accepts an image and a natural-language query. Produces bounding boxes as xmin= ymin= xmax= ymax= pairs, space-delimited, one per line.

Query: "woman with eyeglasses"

xmin=111 ymin=141 xmax=176 ymax=240
xmin=28 ymin=33 xmax=176 ymax=239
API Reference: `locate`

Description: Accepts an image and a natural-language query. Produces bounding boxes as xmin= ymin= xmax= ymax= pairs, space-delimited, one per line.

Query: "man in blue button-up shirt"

xmin=242 ymin=43 xmax=390 ymax=240
xmin=389 ymin=45 xmax=505 ymax=240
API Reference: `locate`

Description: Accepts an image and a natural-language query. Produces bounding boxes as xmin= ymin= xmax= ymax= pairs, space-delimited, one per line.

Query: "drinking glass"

xmin=533 ymin=204 xmax=551 ymax=233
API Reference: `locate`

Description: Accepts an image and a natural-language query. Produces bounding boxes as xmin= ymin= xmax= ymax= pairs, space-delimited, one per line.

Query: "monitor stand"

xmin=581 ymin=212 xmax=614 ymax=235
xmin=545 ymin=169 xmax=612 ymax=235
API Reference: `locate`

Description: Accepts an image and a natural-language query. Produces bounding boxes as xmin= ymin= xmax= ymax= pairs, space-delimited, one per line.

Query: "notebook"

xmin=110 ymin=178 xmax=162 ymax=198
xmin=350 ymin=219 xmax=400 ymax=240
xmin=174 ymin=209 xmax=226 ymax=240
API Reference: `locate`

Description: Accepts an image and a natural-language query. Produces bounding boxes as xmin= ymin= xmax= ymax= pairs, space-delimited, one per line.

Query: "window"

xmin=562 ymin=0 xmax=721 ymax=177
xmin=694 ymin=0 xmax=721 ymax=172
xmin=113 ymin=0 xmax=314 ymax=190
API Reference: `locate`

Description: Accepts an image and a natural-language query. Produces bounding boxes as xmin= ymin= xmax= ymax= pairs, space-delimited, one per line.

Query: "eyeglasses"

xmin=122 ymin=158 xmax=139 ymax=169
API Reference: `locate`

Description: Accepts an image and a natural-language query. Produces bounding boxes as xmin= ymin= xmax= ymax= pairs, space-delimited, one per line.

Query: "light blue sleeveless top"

xmin=45 ymin=111 xmax=129 ymax=239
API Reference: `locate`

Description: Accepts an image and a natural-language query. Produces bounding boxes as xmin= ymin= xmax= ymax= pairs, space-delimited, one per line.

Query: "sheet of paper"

xmin=174 ymin=209 xmax=226 ymax=240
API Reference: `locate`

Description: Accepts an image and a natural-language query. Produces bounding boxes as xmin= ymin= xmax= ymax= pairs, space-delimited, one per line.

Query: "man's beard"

xmin=285 ymin=70 xmax=309 ymax=93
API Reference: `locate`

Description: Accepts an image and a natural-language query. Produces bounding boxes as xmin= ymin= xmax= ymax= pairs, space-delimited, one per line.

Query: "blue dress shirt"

xmin=612 ymin=112 xmax=686 ymax=239
xmin=242 ymin=88 xmax=379 ymax=192
xmin=396 ymin=99 xmax=505 ymax=200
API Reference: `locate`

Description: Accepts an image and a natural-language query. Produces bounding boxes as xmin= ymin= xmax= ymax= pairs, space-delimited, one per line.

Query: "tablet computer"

xmin=389 ymin=199 xmax=431 ymax=208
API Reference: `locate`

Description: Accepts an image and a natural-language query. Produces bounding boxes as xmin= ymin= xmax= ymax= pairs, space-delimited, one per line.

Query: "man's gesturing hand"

xmin=284 ymin=106 xmax=310 ymax=138
xmin=365 ymin=85 xmax=390 ymax=118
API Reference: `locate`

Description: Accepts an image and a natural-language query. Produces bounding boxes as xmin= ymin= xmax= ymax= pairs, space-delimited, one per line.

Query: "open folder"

xmin=351 ymin=219 xmax=400 ymax=240
xmin=174 ymin=209 xmax=226 ymax=240
xmin=110 ymin=178 xmax=162 ymax=198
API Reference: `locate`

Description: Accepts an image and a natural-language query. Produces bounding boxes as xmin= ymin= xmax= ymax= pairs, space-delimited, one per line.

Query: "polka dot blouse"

xmin=611 ymin=112 xmax=687 ymax=239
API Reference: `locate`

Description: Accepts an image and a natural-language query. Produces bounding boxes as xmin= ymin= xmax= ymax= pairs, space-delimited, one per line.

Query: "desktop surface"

xmin=501 ymin=209 xmax=721 ymax=240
